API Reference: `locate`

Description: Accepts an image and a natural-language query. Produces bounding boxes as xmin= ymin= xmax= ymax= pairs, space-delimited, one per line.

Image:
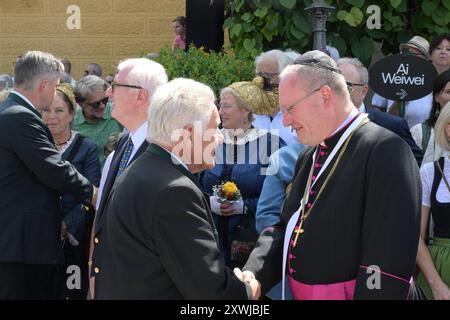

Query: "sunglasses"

xmin=86 ymin=97 xmax=109 ymax=109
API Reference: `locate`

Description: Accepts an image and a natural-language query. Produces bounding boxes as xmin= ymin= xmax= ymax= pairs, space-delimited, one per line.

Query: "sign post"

xmin=369 ymin=54 xmax=438 ymax=117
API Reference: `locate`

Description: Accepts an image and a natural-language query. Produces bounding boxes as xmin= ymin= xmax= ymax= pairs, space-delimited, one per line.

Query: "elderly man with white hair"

xmin=93 ymin=78 xmax=259 ymax=300
xmin=236 ymin=50 xmax=422 ymax=300
xmin=253 ymin=49 xmax=299 ymax=146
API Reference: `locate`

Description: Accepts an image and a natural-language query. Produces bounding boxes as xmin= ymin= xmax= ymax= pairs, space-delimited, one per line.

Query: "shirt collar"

xmin=10 ymin=90 xmax=37 ymax=110
xmin=129 ymin=122 xmax=148 ymax=149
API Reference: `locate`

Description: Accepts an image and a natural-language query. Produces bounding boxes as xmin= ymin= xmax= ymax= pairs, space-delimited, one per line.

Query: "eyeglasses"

xmin=346 ymin=82 xmax=366 ymax=92
xmin=110 ymin=82 xmax=143 ymax=92
xmin=86 ymin=97 xmax=109 ymax=109
xmin=280 ymin=87 xmax=321 ymax=114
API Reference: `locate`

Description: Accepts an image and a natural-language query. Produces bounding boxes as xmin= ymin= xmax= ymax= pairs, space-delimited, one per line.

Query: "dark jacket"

xmin=0 ymin=93 xmax=93 ymax=265
xmin=367 ymin=107 xmax=423 ymax=166
xmin=61 ymin=134 xmax=101 ymax=240
xmin=94 ymin=144 xmax=252 ymax=299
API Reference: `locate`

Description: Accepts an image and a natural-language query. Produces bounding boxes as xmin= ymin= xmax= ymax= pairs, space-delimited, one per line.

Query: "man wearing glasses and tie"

xmin=88 ymin=58 xmax=168 ymax=299
xmin=73 ymin=75 xmax=123 ymax=167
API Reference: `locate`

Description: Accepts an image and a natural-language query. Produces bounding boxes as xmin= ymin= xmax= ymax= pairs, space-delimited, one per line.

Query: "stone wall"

xmin=0 ymin=0 xmax=185 ymax=80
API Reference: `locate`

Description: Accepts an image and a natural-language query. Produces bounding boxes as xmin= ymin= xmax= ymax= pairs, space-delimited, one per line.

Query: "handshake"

xmin=233 ymin=268 xmax=261 ymax=300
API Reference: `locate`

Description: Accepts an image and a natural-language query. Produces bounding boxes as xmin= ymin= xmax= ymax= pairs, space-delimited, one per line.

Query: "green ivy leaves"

xmin=225 ymin=0 xmax=450 ymax=66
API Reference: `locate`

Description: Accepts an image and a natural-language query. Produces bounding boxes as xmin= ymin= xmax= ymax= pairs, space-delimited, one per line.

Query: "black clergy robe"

xmin=244 ymin=120 xmax=421 ymax=300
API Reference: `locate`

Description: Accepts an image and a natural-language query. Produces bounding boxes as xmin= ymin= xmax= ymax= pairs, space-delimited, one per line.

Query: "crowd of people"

xmin=0 ymin=31 xmax=449 ymax=301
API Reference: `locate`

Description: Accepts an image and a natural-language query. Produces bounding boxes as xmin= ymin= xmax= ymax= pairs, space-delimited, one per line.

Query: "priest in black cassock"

xmin=236 ymin=51 xmax=422 ymax=300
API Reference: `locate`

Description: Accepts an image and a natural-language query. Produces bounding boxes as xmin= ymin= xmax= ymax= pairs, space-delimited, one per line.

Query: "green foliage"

xmin=225 ymin=0 xmax=450 ymax=66
xmin=154 ymin=45 xmax=255 ymax=96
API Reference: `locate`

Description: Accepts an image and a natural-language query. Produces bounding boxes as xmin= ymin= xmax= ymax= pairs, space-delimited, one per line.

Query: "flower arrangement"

xmin=213 ymin=181 xmax=242 ymax=204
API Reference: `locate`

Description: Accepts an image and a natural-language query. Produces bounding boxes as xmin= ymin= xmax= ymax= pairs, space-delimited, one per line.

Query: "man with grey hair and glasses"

xmin=236 ymin=50 xmax=421 ymax=300
xmin=253 ymin=49 xmax=298 ymax=146
xmin=337 ymin=57 xmax=423 ymax=166
xmin=0 ymin=51 xmax=94 ymax=299
xmin=88 ymin=58 xmax=168 ymax=298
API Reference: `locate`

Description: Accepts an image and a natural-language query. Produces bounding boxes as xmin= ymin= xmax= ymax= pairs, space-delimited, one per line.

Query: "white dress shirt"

xmin=95 ymin=122 xmax=148 ymax=209
xmin=252 ymin=112 xmax=298 ymax=146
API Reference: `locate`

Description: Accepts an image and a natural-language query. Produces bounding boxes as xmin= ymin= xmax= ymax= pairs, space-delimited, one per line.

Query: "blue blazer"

xmin=61 ymin=134 xmax=101 ymax=240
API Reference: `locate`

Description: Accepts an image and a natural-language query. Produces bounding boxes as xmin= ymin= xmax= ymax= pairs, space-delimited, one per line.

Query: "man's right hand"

xmin=234 ymin=268 xmax=261 ymax=300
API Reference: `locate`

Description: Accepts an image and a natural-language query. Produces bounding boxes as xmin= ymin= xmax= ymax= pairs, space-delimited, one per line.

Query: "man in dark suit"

xmin=94 ymin=78 xmax=259 ymax=299
xmin=0 ymin=51 xmax=93 ymax=299
xmin=88 ymin=58 xmax=168 ymax=298
xmin=337 ymin=57 xmax=423 ymax=166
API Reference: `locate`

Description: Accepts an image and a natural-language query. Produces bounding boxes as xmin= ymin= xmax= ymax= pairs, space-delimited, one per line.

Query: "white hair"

xmin=117 ymin=58 xmax=168 ymax=98
xmin=255 ymin=49 xmax=293 ymax=74
xmin=337 ymin=57 xmax=369 ymax=84
xmin=148 ymin=78 xmax=216 ymax=145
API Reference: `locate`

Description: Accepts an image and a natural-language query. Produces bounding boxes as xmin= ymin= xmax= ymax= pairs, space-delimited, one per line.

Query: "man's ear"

xmin=37 ymin=79 xmax=48 ymax=92
xmin=320 ymin=85 xmax=332 ymax=106
xmin=362 ymin=84 xmax=369 ymax=98
xmin=137 ymin=88 xmax=149 ymax=104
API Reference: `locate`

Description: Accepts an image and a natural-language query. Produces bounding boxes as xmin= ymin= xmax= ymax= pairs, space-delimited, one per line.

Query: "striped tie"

xmin=116 ymin=137 xmax=134 ymax=178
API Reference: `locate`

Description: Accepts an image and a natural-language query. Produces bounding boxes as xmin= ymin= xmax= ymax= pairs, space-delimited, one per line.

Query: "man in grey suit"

xmin=94 ymin=78 xmax=260 ymax=299
xmin=0 ymin=51 xmax=93 ymax=299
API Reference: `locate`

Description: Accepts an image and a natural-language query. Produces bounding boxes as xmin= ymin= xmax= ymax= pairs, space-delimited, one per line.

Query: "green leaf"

xmin=241 ymin=13 xmax=252 ymax=22
xmin=292 ymin=11 xmax=312 ymax=34
xmin=254 ymin=7 xmax=269 ymax=18
xmin=230 ymin=24 xmax=242 ymax=38
xmin=344 ymin=7 xmax=364 ymax=27
xmin=390 ymin=0 xmax=402 ymax=8
xmin=351 ymin=36 xmax=374 ymax=63
xmin=421 ymin=0 xmax=438 ymax=17
xmin=329 ymin=36 xmax=347 ymax=56
xmin=337 ymin=10 xmax=347 ymax=21
xmin=345 ymin=0 xmax=364 ymax=6
xmin=261 ymin=26 xmax=278 ymax=41
xmin=223 ymin=18 xmax=234 ymax=30
xmin=243 ymin=38 xmax=255 ymax=51
xmin=280 ymin=0 xmax=296 ymax=10
xmin=290 ymin=24 xmax=306 ymax=41
xmin=242 ymin=23 xmax=255 ymax=32
xmin=443 ymin=0 xmax=450 ymax=11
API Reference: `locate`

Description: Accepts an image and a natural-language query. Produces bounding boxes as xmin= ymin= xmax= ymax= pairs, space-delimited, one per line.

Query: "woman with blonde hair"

xmin=200 ymin=77 xmax=285 ymax=269
xmin=416 ymin=102 xmax=450 ymax=300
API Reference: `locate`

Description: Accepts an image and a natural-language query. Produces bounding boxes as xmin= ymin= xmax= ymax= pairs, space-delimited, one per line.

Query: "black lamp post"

xmin=305 ymin=0 xmax=335 ymax=51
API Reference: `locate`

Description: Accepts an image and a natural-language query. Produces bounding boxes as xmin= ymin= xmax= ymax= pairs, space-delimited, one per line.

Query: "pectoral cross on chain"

xmin=292 ymin=218 xmax=305 ymax=247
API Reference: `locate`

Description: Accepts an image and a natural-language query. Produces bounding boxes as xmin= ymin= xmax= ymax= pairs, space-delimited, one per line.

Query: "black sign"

xmin=369 ymin=54 xmax=438 ymax=102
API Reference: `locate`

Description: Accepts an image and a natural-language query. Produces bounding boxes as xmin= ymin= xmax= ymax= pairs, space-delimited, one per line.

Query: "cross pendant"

xmin=292 ymin=219 xmax=305 ymax=247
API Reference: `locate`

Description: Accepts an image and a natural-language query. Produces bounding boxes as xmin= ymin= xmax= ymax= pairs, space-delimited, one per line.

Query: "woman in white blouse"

xmin=416 ymin=102 xmax=450 ymax=300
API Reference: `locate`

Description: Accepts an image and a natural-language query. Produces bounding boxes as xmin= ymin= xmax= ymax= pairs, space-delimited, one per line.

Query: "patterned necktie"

xmin=116 ymin=137 xmax=134 ymax=178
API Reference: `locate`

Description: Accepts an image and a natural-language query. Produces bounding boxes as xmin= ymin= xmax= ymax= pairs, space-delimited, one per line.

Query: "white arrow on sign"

xmin=396 ymin=89 xmax=407 ymax=100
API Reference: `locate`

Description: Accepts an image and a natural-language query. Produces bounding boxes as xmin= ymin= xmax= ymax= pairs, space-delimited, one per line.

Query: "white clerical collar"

xmin=11 ymin=90 xmax=37 ymax=110
xmin=320 ymin=107 xmax=359 ymax=146
xmin=129 ymin=122 xmax=148 ymax=149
